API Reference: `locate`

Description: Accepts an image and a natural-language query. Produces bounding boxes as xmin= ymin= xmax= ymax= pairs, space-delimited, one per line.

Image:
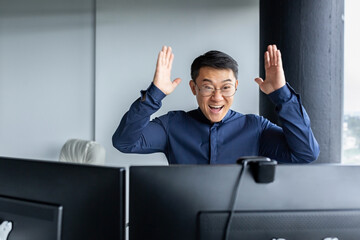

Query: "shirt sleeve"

xmin=259 ymin=83 xmax=320 ymax=163
xmin=112 ymin=83 xmax=169 ymax=154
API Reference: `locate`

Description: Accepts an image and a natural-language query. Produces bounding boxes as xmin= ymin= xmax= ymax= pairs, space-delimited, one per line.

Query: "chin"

xmin=207 ymin=114 xmax=225 ymax=123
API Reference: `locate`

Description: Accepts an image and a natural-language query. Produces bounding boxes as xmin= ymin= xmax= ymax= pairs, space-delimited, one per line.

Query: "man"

xmin=112 ymin=45 xmax=320 ymax=164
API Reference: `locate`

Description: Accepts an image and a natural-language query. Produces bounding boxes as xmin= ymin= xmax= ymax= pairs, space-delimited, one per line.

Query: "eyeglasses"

xmin=195 ymin=82 xmax=237 ymax=97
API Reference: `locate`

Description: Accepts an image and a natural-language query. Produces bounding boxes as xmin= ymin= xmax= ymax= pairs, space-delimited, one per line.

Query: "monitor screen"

xmin=130 ymin=164 xmax=360 ymax=240
xmin=0 ymin=157 xmax=125 ymax=240
xmin=0 ymin=196 xmax=62 ymax=240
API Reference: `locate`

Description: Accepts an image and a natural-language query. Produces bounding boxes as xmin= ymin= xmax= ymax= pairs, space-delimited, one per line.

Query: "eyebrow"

xmin=201 ymin=78 xmax=233 ymax=83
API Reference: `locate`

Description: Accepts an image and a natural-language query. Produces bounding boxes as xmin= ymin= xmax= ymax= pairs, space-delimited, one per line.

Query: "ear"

xmin=189 ymin=80 xmax=197 ymax=96
xmin=235 ymin=79 xmax=239 ymax=89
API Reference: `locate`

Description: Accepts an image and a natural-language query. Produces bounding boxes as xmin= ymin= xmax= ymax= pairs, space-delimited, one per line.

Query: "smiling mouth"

xmin=209 ymin=105 xmax=224 ymax=113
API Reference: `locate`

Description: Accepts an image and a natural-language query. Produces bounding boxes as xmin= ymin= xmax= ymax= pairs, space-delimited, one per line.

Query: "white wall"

xmin=0 ymin=0 xmax=94 ymax=160
xmin=0 ymin=0 xmax=259 ymax=165
xmin=96 ymin=0 xmax=260 ymax=167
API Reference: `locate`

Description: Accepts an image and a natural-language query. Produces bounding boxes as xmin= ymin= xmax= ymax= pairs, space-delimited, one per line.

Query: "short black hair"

xmin=191 ymin=50 xmax=238 ymax=82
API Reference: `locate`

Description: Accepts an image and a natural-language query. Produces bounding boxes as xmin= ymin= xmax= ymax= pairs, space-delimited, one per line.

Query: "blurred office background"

xmin=0 ymin=0 xmax=259 ymax=167
xmin=0 ymin=0 xmax=358 ymax=166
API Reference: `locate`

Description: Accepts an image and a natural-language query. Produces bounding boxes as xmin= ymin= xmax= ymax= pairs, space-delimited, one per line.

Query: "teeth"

xmin=209 ymin=105 xmax=223 ymax=109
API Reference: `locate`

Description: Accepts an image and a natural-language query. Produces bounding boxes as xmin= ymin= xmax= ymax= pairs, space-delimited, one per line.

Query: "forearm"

xmin=268 ymin=84 xmax=320 ymax=163
xmin=112 ymin=83 xmax=166 ymax=153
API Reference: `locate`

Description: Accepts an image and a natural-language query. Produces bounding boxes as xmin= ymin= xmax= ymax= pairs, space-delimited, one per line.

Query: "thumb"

xmin=254 ymin=77 xmax=264 ymax=86
xmin=172 ymin=78 xmax=182 ymax=88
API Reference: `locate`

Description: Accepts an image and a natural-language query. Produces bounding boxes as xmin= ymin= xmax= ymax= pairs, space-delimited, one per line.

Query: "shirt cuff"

xmin=141 ymin=82 xmax=166 ymax=102
xmin=267 ymin=83 xmax=294 ymax=105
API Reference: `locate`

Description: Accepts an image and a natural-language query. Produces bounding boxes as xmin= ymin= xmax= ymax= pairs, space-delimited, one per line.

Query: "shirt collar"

xmin=194 ymin=108 xmax=233 ymax=125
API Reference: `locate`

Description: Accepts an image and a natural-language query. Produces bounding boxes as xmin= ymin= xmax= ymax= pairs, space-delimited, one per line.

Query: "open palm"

xmin=255 ymin=45 xmax=286 ymax=94
xmin=153 ymin=46 xmax=181 ymax=95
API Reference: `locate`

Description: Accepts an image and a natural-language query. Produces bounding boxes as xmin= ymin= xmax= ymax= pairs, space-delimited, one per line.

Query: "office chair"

xmin=59 ymin=139 xmax=106 ymax=165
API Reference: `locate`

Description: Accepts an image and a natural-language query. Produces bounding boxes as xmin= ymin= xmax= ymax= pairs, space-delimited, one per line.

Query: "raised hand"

xmin=255 ymin=45 xmax=286 ymax=94
xmin=153 ymin=46 xmax=182 ymax=95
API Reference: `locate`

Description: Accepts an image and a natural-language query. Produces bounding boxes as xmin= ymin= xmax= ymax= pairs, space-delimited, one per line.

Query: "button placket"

xmin=209 ymin=124 xmax=218 ymax=164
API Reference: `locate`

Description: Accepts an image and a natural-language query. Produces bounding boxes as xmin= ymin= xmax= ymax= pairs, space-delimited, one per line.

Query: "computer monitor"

xmin=0 ymin=157 xmax=125 ymax=240
xmin=130 ymin=164 xmax=360 ymax=240
xmin=0 ymin=196 xmax=62 ymax=239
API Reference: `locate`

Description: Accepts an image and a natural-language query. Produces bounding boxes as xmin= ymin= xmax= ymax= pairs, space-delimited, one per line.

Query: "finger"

xmin=165 ymin=46 xmax=172 ymax=66
xmin=172 ymin=78 xmax=182 ymax=88
xmin=157 ymin=50 xmax=162 ymax=67
xmin=169 ymin=53 xmax=174 ymax=70
xmin=268 ymin=45 xmax=273 ymax=66
xmin=270 ymin=45 xmax=276 ymax=66
xmin=157 ymin=50 xmax=165 ymax=70
xmin=254 ymin=77 xmax=264 ymax=86
xmin=273 ymin=45 xmax=278 ymax=66
xmin=264 ymin=51 xmax=270 ymax=69
xmin=161 ymin=46 xmax=167 ymax=65
xmin=277 ymin=49 xmax=283 ymax=68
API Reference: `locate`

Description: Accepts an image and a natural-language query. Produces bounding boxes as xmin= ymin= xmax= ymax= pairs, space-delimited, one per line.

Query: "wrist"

xmin=266 ymin=82 xmax=286 ymax=95
xmin=267 ymin=83 xmax=291 ymax=105
xmin=145 ymin=82 xmax=167 ymax=102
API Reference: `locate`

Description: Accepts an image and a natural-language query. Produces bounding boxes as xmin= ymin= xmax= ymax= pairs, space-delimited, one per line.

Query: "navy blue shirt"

xmin=113 ymin=83 xmax=319 ymax=164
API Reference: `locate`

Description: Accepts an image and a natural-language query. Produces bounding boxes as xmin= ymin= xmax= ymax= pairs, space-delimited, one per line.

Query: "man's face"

xmin=189 ymin=67 xmax=238 ymax=123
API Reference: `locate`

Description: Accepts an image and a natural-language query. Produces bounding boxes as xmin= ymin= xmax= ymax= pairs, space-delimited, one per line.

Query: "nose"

xmin=212 ymin=89 xmax=224 ymax=101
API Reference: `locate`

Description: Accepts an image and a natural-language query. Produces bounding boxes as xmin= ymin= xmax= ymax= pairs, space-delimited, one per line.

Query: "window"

xmin=343 ymin=0 xmax=360 ymax=164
